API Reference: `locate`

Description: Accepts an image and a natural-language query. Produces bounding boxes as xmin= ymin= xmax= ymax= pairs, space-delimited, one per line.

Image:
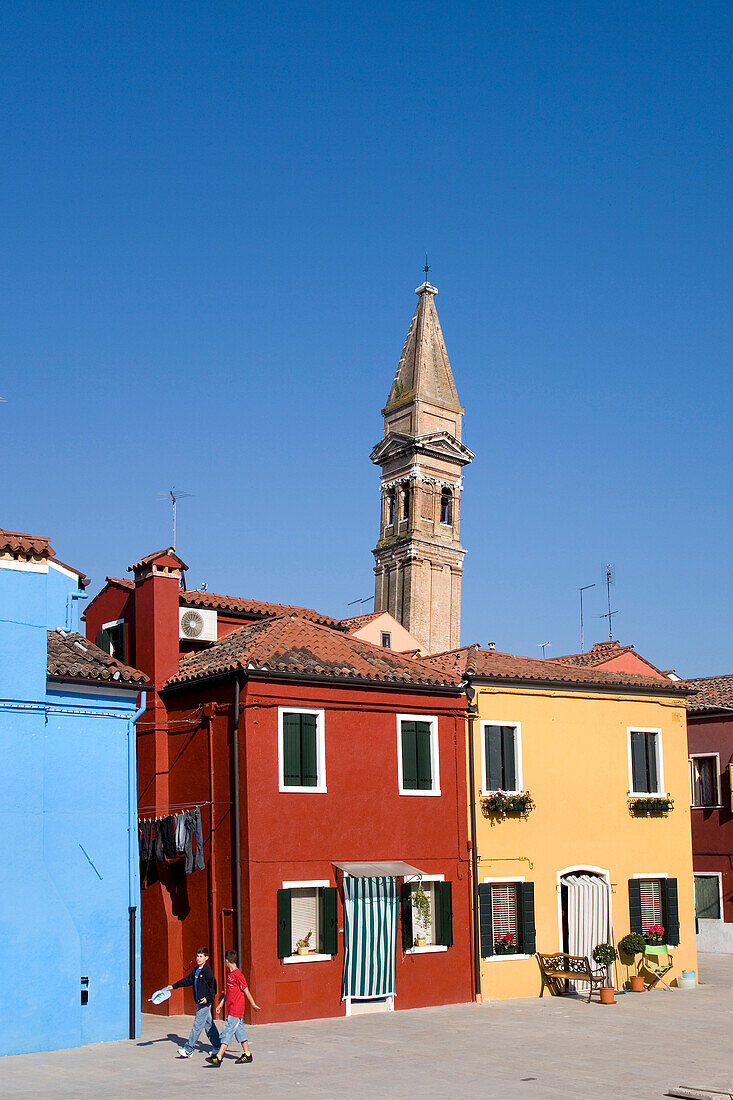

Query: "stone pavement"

xmin=4 ymin=954 xmax=732 ymax=1099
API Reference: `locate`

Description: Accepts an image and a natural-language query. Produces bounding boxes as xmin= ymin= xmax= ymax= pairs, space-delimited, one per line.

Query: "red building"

xmin=686 ymin=674 xmax=733 ymax=953
xmin=85 ymin=549 xmax=474 ymax=1022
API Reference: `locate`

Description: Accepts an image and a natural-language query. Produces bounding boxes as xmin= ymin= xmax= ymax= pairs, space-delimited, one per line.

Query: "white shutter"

xmin=491 ymin=883 xmax=518 ymax=938
xmin=290 ymin=888 xmax=319 ymax=953
xmin=639 ymin=879 xmax=663 ymax=929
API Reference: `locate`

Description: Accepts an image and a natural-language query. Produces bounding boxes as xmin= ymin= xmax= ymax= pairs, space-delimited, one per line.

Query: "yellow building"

xmin=425 ymin=645 xmax=697 ymax=999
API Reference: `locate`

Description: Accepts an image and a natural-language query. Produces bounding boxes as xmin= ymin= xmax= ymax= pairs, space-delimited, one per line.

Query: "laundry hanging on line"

xmin=137 ymin=806 xmax=206 ymax=887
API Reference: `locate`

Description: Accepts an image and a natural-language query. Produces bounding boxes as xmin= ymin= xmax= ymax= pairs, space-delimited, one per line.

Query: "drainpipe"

xmin=232 ymin=676 xmax=243 ymax=965
xmin=128 ymin=691 xmax=146 ymax=1039
xmin=66 ymin=590 xmax=88 ymax=631
xmin=206 ymin=705 xmax=220 ymax=981
xmin=465 ymin=682 xmax=482 ymax=1001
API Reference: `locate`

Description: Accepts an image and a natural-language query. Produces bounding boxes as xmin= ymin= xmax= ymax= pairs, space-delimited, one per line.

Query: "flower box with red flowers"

xmin=494 ymin=932 xmax=518 ymax=955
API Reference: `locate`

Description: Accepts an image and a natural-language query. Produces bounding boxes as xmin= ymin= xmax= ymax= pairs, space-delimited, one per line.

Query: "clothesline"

xmin=137 ymin=800 xmax=231 ymax=819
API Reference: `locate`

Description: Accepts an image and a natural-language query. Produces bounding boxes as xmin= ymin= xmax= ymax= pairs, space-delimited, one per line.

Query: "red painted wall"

xmin=687 ymin=713 xmax=733 ymax=924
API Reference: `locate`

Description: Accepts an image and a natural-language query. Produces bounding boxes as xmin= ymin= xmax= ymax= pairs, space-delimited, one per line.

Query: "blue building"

xmin=0 ymin=528 xmax=147 ymax=1056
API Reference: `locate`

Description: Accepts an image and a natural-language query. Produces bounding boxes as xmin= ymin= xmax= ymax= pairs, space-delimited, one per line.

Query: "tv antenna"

xmin=538 ymin=642 xmax=551 ymax=658
xmin=346 ymin=594 xmax=374 ymax=619
xmin=600 ymin=562 xmax=618 ymax=640
xmin=579 ymin=583 xmax=596 ymax=653
xmin=157 ymin=487 xmax=192 ymax=550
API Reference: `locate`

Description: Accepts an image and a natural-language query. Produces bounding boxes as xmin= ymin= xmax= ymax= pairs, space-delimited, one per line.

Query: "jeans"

xmin=220 ymin=1014 xmax=248 ymax=1047
xmin=184 ymin=1003 xmax=220 ymax=1053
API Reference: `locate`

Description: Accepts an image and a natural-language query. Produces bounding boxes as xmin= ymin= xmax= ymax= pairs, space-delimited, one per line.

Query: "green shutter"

xmin=96 ymin=628 xmax=111 ymax=655
xmin=501 ymin=726 xmax=516 ymax=790
xmin=400 ymin=882 xmax=414 ymax=950
xmin=435 ymin=881 xmax=453 ymax=947
xmin=320 ymin=887 xmax=338 ymax=955
xmin=628 ymin=879 xmax=643 ymax=933
xmin=662 ymin=878 xmax=680 ymax=946
xmin=478 ymin=883 xmax=494 ymax=957
xmin=277 ymin=888 xmax=292 ymax=958
xmin=415 ymin=722 xmax=432 ymax=790
xmin=630 ymin=731 xmax=646 ymax=792
xmin=401 ymin=722 xmax=418 ymax=789
xmin=646 ymin=731 xmax=659 ymax=793
xmin=518 ymin=882 xmax=536 ymax=954
xmin=283 ymin=713 xmax=302 ymax=786
xmin=486 ymin=726 xmax=502 ymax=790
xmin=300 ymin=713 xmax=318 ymax=786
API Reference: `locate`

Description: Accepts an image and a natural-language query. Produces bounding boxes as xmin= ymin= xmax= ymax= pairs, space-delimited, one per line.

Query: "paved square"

xmin=4 ymin=954 xmax=732 ymax=1098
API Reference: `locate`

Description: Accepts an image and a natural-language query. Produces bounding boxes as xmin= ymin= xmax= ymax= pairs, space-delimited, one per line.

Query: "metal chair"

xmin=642 ymin=947 xmax=674 ymax=990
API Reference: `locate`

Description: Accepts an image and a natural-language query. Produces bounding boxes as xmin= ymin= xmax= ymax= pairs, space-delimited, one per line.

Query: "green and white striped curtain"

xmin=342 ymin=876 xmax=398 ymax=1000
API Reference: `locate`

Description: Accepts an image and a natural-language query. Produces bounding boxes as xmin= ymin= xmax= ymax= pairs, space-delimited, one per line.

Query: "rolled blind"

xmin=490 ymin=883 xmax=518 ymax=938
xmin=290 ymin=887 xmax=319 ymax=953
xmin=639 ymin=879 xmax=663 ymax=929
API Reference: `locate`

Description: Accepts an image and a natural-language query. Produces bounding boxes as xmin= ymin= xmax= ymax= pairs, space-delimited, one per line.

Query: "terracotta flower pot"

xmin=599 ymin=986 xmax=616 ymax=1005
xmin=629 ymin=975 xmax=645 ymax=992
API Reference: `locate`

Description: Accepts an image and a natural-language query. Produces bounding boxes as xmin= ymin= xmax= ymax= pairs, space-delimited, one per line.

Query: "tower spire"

xmin=370 ymin=283 xmax=474 ymax=654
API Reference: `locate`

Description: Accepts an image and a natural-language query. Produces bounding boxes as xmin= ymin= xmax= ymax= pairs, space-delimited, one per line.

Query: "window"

xmin=629 ymin=729 xmax=663 ymax=794
xmin=97 ymin=620 xmax=126 ymax=663
xmin=481 ymin=723 xmax=522 ymax=793
xmin=694 ymin=874 xmax=722 ymax=920
xmin=628 ymin=877 xmax=680 ymax=944
xmin=277 ymin=882 xmax=338 ymax=960
xmin=478 ymin=880 xmax=536 ymax=957
xmin=440 ymin=488 xmax=452 ymax=525
xmin=639 ymin=879 xmax=663 ymax=928
xmin=381 ymin=632 xmax=392 ymax=649
xmin=400 ymin=879 xmax=453 ymax=950
xmin=387 ymin=489 xmax=396 ymax=526
xmin=402 ymin=483 xmax=411 ymax=521
xmin=397 ymin=715 xmax=440 ymax=795
xmin=690 ymin=755 xmax=720 ymax=807
xmin=278 ymin=708 xmax=326 ymax=792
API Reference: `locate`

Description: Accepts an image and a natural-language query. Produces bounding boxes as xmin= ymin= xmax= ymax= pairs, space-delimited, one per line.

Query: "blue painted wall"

xmin=0 ymin=558 xmax=143 ymax=1056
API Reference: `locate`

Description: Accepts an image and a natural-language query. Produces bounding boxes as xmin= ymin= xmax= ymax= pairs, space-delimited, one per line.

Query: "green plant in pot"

xmin=619 ymin=932 xmax=646 ymax=991
xmin=592 ymin=943 xmax=618 ymax=1004
xmin=411 ymin=883 xmax=432 ymax=947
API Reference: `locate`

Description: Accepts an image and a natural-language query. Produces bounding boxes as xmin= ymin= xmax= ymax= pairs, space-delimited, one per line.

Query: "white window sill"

xmin=283 ymin=953 xmax=333 ymax=964
xmin=482 ymin=789 xmax=523 ymax=797
xmin=404 ymin=945 xmax=448 ymax=955
xmin=279 ymin=786 xmax=328 ymax=794
xmin=398 ymin=788 xmax=441 ymax=797
xmin=629 ymin=792 xmax=664 ymax=798
xmin=691 ymin=804 xmax=723 ymax=810
xmin=485 ymin=953 xmax=531 ymax=962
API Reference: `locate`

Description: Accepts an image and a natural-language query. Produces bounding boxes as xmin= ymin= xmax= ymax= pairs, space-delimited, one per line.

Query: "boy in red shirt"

xmin=206 ymin=949 xmax=260 ymax=1067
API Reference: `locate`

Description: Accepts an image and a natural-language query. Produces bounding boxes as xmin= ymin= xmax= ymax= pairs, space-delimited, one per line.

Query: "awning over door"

xmin=333 ymin=860 xmax=427 ymax=879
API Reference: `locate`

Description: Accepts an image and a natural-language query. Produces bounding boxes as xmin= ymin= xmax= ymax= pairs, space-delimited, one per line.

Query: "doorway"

xmin=559 ymin=869 xmax=612 ymax=991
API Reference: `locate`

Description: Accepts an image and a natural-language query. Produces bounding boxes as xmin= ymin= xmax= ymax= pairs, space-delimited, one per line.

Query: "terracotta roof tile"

xmin=166 ymin=615 xmax=457 ymax=689
xmin=181 ymin=589 xmax=343 ymax=628
xmin=0 ymin=528 xmax=53 ymax=558
xmin=128 ymin=547 xmax=188 ymax=572
xmin=686 ymin=674 xmax=733 ymax=713
xmin=340 ymin=611 xmax=384 ymax=632
xmin=47 ymin=630 xmax=148 ymax=686
xmin=421 ymin=645 xmax=689 ymax=693
xmin=551 ymin=640 xmax=668 ymax=678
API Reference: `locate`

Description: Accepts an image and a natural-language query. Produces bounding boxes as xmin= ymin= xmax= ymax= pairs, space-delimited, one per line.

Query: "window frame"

xmin=278 ymin=706 xmax=327 ymax=793
xmin=694 ymin=871 xmax=724 ymax=922
xmin=689 ymin=753 xmax=722 ymax=809
xmin=396 ymin=713 xmax=441 ymax=797
xmin=381 ymin=632 xmax=392 ymax=649
xmin=280 ymin=879 xmax=334 ymax=963
xmin=481 ymin=876 xmax=531 ymax=961
xmin=403 ymin=874 xmax=448 ymax=954
xmin=627 ymin=727 xmax=664 ymax=796
xmin=480 ymin=721 xmax=523 ymax=795
xmin=632 ymin=872 xmax=667 ymax=931
xmin=439 ymin=488 xmax=453 ymax=526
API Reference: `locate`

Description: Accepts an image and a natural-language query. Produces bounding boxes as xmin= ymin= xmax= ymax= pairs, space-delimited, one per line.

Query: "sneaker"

xmin=205 ymin=1054 xmax=222 ymax=1067
xmin=177 ymin=1048 xmax=192 ymax=1058
xmin=235 ymin=1052 xmax=253 ymax=1064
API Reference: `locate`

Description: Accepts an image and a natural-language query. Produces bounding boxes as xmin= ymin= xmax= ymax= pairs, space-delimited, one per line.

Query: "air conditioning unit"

xmin=179 ymin=606 xmax=217 ymax=642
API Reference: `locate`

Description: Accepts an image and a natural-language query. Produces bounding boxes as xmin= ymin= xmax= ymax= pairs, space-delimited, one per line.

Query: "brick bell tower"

xmin=371 ymin=280 xmax=474 ymax=654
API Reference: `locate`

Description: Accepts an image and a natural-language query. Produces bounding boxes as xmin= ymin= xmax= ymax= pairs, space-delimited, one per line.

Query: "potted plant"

xmin=629 ymin=795 xmax=674 ymax=814
xmin=619 ymin=932 xmax=646 ymax=991
xmin=643 ymin=924 xmax=668 ymax=954
xmin=494 ymin=932 xmax=517 ymax=955
xmin=592 ymin=943 xmax=618 ymax=1004
xmin=411 ymin=883 xmax=432 ymax=947
xmin=295 ymin=930 xmax=312 ymax=956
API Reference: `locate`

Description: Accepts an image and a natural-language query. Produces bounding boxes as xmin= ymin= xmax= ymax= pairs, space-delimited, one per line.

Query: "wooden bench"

xmin=537 ymin=952 xmax=607 ymax=1004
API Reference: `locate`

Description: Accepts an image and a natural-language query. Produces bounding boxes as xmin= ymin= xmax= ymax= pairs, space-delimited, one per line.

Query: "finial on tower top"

xmin=415 ymin=254 xmax=438 ymax=296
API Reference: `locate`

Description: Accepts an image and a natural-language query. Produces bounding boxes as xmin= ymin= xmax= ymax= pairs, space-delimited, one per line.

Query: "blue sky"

xmin=3 ymin=2 xmax=731 ymax=675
